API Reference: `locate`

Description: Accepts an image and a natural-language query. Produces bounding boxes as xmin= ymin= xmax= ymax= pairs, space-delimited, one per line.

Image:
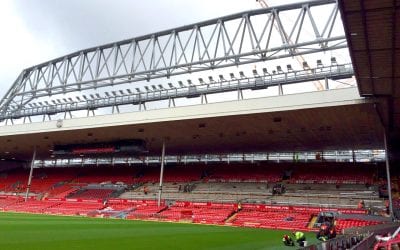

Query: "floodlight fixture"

xmin=126 ymin=89 xmax=132 ymax=94
xmin=229 ymin=73 xmax=235 ymax=79
xmin=44 ymin=101 xmax=50 ymax=105
xmin=95 ymin=93 xmax=101 ymax=98
xmin=302 ymin=61 xmax=310 ymax=69
xmin=178 ymin=81 xmax=184 ymax=87
xmin=208 ymin=76 xmax=214 ymax=82
xmin=111 ymin=91 xmax=117 ymax=96
xmin=187 ymin=79 xmax=193 ymax=85
xmin=135 ymin=88 xmax=141 ymax=93
xmin=82 ymin=95 xmax=88 ymax=100
xmin=151 ymin=85 xmax=157 ymax=90
xmin=158 ymin=84 xmax=164 ymax=89
xmin=286 ymin=64 xmax=293 ymax=71
xmin=168 ymin=83 xmax=174 ymax=88
xmin=33 ymin=103 xmax=38 ymax=107
xmin=219 ymin=75 xmax=225 ymax=81
xmin=76 ymin=96 xmax=81 ymax=101
xmin=144 ymin=86 xmax=150 ymax=92
xmin=262 ymin=68 xmax=269 ymax=75
xmin=68 ymin=97 xmax=73 ymax=102
xmin=51 ymin=100 xmax=57 ymax=105
xmin=331 ymin=57 xmax=337 ymax=65
xmin=28 ymin=103 xmax=33 ymax=108
xmin=89 ymin=94 xmax=95 ymax=99
xmin=239 ymin=71 xmax=245 ymax=78
xmin=276 ymin=66 xmax=283 ymax=73
xmin=56 ymin=99 xmax=62 ymax=104
xmin=198 ymin=78 xmax=204 ymax=84
xmin=38 ymin=102 xmax=43 ymax=106
xmin=62 ymin=98 xmax=68 ymax=103
xmin=105 ymin=92 xmax=111 ymax=97
xmin=119 ymin=90 xmax=125 ymax=95
xmin=317 ymin=59 xmax=323 ymax=67
xmin=252 ymin=69 xmax=259 ymax=76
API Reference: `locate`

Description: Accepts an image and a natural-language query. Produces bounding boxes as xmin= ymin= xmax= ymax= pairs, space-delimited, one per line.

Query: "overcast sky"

xmin=0 ymin=0 xmax=348 ymax=102
xmin=0 ymin=0 xmax=282 ymax=98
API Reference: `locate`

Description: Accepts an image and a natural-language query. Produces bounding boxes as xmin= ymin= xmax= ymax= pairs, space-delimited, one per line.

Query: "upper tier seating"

xmin=289 ymin=164 xmax=375 ymax=184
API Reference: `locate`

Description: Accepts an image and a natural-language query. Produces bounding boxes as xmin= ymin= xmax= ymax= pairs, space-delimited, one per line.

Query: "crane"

xmin=256 ymin=0 xmax=325 ymax=91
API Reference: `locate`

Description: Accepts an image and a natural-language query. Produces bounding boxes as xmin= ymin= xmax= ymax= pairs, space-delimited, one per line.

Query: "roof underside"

xmin=0 ymin=89 xmax=384 ymax=160
xmin=339 ymin=0 xmax=400 ymax=137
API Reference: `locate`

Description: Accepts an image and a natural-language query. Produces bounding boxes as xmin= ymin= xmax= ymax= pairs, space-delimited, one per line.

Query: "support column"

xmin=25 ymin=147 xmax=36 ymax=201
xmin=384 ymin=131 xmax=394 ymax=220
xmin=157 ymin=141 xmax=166 ymax=207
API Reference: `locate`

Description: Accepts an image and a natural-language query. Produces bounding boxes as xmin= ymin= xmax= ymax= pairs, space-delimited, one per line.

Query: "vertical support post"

xmin=384 ymin=131 xmax=394 ymax=219
xmin=325 ymin=77 xmax=329 ymax=90
xmin=25 ymin=147 xmax=37 ymax=201
xmin=157 ymin=140 xmax=166 ymax=207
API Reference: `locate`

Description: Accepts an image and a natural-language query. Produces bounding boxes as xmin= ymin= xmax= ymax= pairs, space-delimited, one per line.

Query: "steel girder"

xmin=0 ymin=0 xmax=346 ymax=119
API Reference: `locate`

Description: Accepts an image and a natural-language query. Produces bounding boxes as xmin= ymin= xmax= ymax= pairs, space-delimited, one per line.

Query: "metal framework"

xmin=0 ymin=0 xmax=346 ymax=120
xmin=2 ymin=63 xmax=354 ymax=121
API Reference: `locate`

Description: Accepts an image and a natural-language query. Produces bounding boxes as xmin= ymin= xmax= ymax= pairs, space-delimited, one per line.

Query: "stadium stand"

xmin=0 ymin=162 xmax=390 ymax=233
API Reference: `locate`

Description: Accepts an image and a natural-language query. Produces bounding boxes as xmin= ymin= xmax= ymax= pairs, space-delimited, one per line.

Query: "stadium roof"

xmin=338 ymin=0 xmax=400 ymax=139
xmin=0 ymin=88 xmax=384 ymax=160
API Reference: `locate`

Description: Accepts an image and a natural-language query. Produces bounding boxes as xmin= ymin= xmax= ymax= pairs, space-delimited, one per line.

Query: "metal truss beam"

xmin=0 ymin=0 xmax=345 ymax=116
xmin=1 ymin=64 xmax=354 ymax=121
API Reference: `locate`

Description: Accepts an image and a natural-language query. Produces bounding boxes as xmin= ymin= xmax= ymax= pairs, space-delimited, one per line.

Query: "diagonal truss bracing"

xmin=0 ymin=0 xmax=346 ymax=117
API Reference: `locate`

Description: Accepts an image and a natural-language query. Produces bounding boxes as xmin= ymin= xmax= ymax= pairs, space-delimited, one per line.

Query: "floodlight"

xmin=239 ymin=71 xmax=245 ymax=78
xmin=144 ymin=86 xmax=150 ymax=92
xmin=287 ymin=64 xmax=293 ymax=71
xmin=119 ymin=90 xmax=125 ymax=95
xmin=229 ymin=73 xmax=235 ymax=79
xmin=135 ymin=88 xmax=141 ymax=93
xmin=62 ymin=98 xmax=68 ymax=103
xmin=151 ymin=85 xmax=157 ymax=90
xmin=111 ymin=91 xmax=117 ymax=96
xmin=28 ymin=103 xmax=33 ymax=108
xmin=208 ymin=76 xmax=214 ymax=82
xmin=262 ymin=68 xmax=268 ymax=75
xmin=51 ymin=100 xmax=57 ymax=105
xmin=252 ymin=69 xmax=259 ymax=76
xmin=89 ymin=94 xmax=95 ymax=99
xmin=272 ymin=70 xmax=277 ymax=75
xmin=38 ymin=102 xmax=43 ymax=106
xmin=82 ymin=95 xmax=88 ymax=100
xmin=198 ymin=78 xmax=204 ymax=84
xmin=126 ymin=89 xmax=132 ymax=94
xmin=276 ymin=66 xmax=283 ymax=73
xmin=33 ymin=103 xmax=38 ymax=107
xmin=168 ymin=83 xmax=174 ymax=88
xmin=219 ymin=75 xmax=225 ymax=81
xmin=95 ymin=93 xmax=101 ymax=98
xmin=44 ymin=101 xmax=50 ymax=105
xmin=56 ymin=99 xmax=62 ymax=104
xmin=76 ymin=96 xmax=81 ymax=101
xmin=105 ymin=92 xmax=111 ymax=97
xmin=317 ymin=59 xmax=323 ymax=67
xmin=158 ymin=84 xmax=164 ymax=89
xmin=187 ymin=79 xmax=193 ymax=85
xmin=302 ymin=61 xmax=310 ymax=69
xmin=68 ymin=98 xmax=73 ymax=102
xmin=178 ymin=81 xmax=184 ymax=87
xmin=331 ymin=57 xmax=337 ymax=65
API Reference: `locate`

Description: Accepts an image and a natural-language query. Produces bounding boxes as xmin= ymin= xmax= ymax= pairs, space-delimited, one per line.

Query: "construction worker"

xmin=292 ymin=231 xmax=306 ymax=246
xmin=282 ymin=234 xmax=294 ymax=246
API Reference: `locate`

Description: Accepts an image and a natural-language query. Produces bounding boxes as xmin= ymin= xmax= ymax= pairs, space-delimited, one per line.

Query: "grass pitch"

xmin=0 ymin=213 xmax=318 ymax=250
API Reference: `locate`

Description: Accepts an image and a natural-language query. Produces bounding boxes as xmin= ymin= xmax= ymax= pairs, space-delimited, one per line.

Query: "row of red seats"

xmin=68 ymin=189 xmax=114 ymax=200
xmin=335 ymin=219 xmax=381 ymax=231
xmin=232 ymin=209 xmax=312 ymax=230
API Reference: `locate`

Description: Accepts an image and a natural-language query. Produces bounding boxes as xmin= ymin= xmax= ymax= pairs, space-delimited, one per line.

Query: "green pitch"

xmin=0 ymin=213 xmax=318 ymax=250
